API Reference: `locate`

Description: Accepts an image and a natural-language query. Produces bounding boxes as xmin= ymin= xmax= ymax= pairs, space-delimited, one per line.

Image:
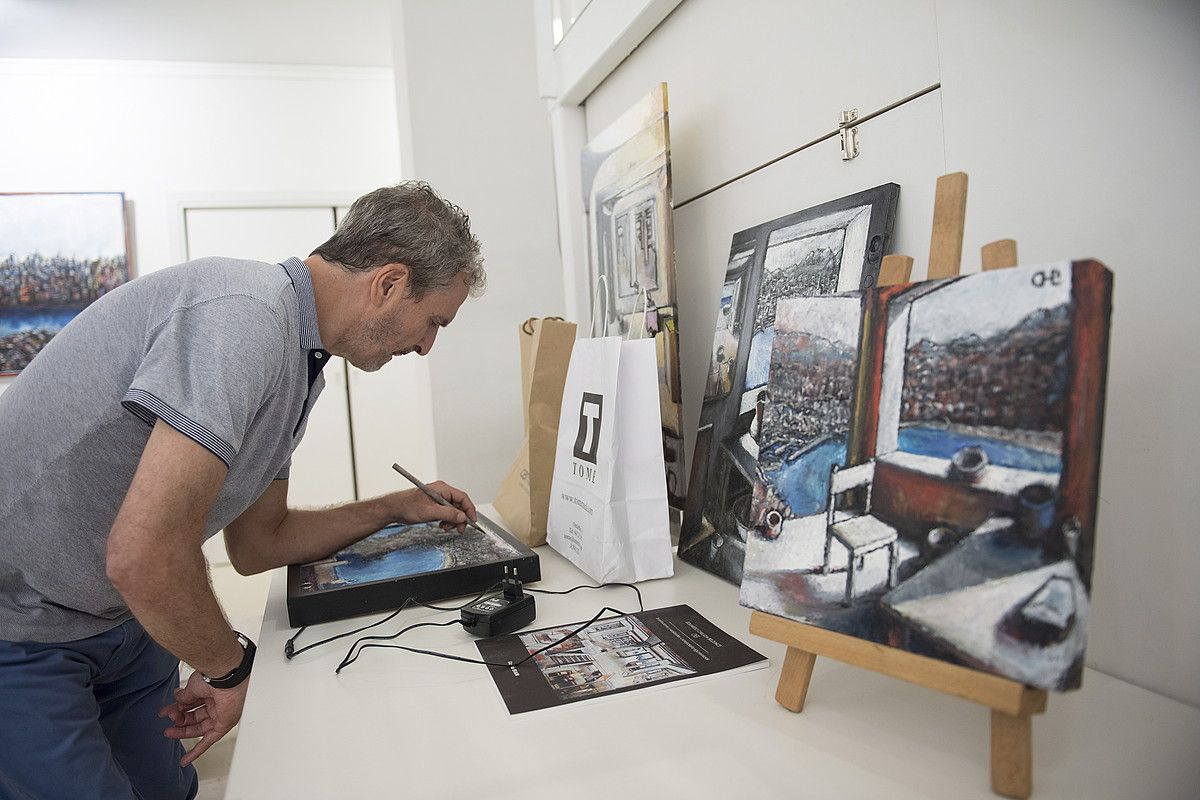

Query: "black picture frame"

xmin=286 ymin=513 xmax=540 ymax=627
xmin=679 ymin=183 xmax=901 ymax=586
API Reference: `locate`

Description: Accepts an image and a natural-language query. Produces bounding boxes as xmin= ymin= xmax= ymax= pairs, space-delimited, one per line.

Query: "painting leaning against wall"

xmin=678 ymin=184 xmax=899 ymax=586
xmin=0 ymin=192 xmax=131 ymax=376
xmin=740 ymin=261 xmax=1113 ymax=691
xmin=580 ymin=83 xmax=686 ymax=508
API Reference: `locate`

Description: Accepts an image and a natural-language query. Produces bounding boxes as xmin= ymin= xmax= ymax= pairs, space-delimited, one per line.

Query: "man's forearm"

xmin=233 ymin=495 xmax=399 ymax=574
xmin=109 ymin=527 xmax=242 ymax=678
xmin=227 ymin=481 xmax=476 ymax=575
xmin=106 ymin=419 xmax=243 ymax=678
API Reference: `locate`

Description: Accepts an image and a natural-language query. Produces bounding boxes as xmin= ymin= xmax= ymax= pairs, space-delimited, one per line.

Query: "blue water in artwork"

xmin=0 ymin=306 xmax=80 ymax=336
xmin=336 ymin=546 xmax=446 ymax=585
xmin=768 ymin=425 xmax=1062 ymax=517
xmin=769 ymin=437 xmax=848 ymax=517
xmin=744 ymin=327 xmax=774 ymax=389
xmin=898 ymin=426 xmax=1062 ymax=473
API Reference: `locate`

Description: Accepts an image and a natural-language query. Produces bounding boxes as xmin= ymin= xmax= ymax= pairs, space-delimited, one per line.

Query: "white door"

xmin=184 ymin=206 xmax=357 ymax=567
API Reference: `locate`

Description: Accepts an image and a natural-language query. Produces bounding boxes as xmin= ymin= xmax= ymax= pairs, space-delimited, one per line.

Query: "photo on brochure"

xmin=477 ymin=604 xmax=767 ymax=714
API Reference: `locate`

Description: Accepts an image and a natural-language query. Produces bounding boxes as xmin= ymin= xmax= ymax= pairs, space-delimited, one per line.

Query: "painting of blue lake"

xmin=336 ymin=545 xmax=447 ymax=585
xmin=0 ymin=306 xmax=80 ymax=336
xmin=299 ymin=521 xmax=521 ymax=591
xmin=740 ymin=262 xmax=1111 ymax=692
xmin=765 ymin=437 xmax=847 ymax=518
xmin=899 ymin=425 xmax=1061 ymax=473
xmin=769 ymin=425 xmax=1062 ymax=518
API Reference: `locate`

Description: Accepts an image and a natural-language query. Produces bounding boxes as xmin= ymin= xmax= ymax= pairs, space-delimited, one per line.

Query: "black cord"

xmin=335 ymin=582 xmax=645 ymax=672
xmin=336 ymin=605 xmax=633 ymax=674
xmin=334 ymin=618 xmax=464 ymax=672
xmin=285 ymin=580 xmax=648 ymax=674
xmin=526 ymin=582 xmax=643 ymax=612
xmin=284 ymin=581 xmax=502 ymax=660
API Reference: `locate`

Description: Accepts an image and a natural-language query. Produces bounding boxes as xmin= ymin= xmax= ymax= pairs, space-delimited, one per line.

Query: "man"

xmin=0 ymin=181 xmax=485 ymax=799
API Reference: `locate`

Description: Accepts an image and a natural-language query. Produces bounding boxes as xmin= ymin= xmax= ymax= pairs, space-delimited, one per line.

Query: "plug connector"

xmin=502 ymin=565 xmax=524 ymax=601
xmin=460 ymin=584 xmax=536 ymax=638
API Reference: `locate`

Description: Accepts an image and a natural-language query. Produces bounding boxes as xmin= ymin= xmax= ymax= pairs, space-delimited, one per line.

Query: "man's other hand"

xmin=159 ymin=670 xmax=249 ymax=767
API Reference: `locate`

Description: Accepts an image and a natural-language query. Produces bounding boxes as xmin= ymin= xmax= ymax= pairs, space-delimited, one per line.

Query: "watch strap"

xmin=202 ymin=632 xmax=256 ymax=689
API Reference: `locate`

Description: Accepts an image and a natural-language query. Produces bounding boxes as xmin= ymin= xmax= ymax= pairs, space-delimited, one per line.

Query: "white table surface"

xmin=226 ymin=513 xmax=1200 ymax=800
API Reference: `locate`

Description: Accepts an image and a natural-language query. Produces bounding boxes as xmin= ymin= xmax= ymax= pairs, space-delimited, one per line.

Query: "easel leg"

xmin=775 ymin=646 xmax=817 ymax=712
xmin=990 ymin=709 xmax=1033 ymax=799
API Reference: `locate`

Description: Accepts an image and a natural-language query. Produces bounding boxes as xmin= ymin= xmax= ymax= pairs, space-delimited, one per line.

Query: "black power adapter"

xmin=460 ymin=567 xmax=536 ymax=638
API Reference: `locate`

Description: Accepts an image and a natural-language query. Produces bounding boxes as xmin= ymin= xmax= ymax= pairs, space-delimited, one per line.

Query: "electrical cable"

xmin=332 ymin=618 xmax=463 ymax=671
xmin=333 ymin=582 xmax=647 ymax=674
xmin=525 ymin=582 xmax=643 ymax=612
xmin=283 ymin=581 xmax=502 ymax=660
xmin=336 ymin=604 xmax=633 ymax=674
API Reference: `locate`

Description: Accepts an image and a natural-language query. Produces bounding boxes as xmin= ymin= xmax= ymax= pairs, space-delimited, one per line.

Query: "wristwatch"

xmin=202 ymin=632 xmax=256 ymax=689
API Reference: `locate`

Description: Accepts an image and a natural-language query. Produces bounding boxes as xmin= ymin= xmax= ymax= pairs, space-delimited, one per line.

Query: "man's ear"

xmin=373 ymin=264 xmax=410 ymax=305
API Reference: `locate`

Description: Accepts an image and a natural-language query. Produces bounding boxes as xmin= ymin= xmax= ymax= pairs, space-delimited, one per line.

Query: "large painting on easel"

xmin=740 ymin=261 xmax=1112 ymax=690
xmin=678 ymin=184 xmax=899 ymax=585
xmin=0 ymin=192 xmax=131 ymax=375
xmin=581 ymin=83 xmax=685 ymax=508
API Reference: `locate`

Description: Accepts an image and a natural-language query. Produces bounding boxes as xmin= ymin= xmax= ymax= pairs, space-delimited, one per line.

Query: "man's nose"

xmin=415 ymin=329 xmax=438 ymax=356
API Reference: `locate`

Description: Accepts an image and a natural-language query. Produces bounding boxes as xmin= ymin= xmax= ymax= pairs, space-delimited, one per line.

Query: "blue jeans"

xmin=0 ymin=618 xmax=198 ymax=800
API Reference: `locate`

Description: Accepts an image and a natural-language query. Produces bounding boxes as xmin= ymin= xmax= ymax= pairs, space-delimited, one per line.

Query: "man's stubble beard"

xmin=347 ymin=314 xmax=401 ymax=373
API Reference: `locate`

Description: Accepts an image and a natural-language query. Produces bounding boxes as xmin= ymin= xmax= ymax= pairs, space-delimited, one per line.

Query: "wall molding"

xmin=0 ymin=57 xmax=393 ymax=82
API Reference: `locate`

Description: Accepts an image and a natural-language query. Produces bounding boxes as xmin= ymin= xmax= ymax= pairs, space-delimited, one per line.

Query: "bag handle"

xmin=626 ymin=288 xmax=651 ymax=341
xmin=589 ymin=275 xmax=610 ymax=338
xmin=522 ymin=316 xmax=564 ymax=336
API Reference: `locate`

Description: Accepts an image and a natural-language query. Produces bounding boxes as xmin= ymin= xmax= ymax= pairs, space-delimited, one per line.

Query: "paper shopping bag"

xmin=546 ymin=335 xmax=673 ymax=583
xmin=526 ymin=319 xmax=576 ymax=542
xmin=518 ymin=318 xmax=537 ymax=430
xmin=494 ymin=318 xmax=576 ymax=546
xmin=495 ymin=320 xmax=537 ymax=542
xmin=494 ymin=440 xmax=532 ymax=542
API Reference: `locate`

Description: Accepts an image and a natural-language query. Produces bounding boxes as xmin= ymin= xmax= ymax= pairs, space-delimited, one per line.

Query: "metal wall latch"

xmin=840 ymin=109 xmax=860 ymax=161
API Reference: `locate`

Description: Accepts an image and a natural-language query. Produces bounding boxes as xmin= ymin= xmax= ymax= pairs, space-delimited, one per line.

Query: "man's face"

xmin=345 ymin=270 xmax=470 ymax=372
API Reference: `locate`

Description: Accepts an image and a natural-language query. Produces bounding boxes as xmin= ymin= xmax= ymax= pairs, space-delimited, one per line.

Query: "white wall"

xmin=0 ymin=58 xmax=402 ymax=395
xmin=935 ymin=0 xmax=1200 ymax=711
xmin=579 ymin=0 xmax=1200 ymax=706
xmin=390 ymin=0 xmax=565 ymax=500
xmin=0 ymin=0 xmax=393 ymax=67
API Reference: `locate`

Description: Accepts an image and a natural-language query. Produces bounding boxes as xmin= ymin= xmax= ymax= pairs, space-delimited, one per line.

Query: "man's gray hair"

xmin=313 ymin=181 xmax=485 ymax=299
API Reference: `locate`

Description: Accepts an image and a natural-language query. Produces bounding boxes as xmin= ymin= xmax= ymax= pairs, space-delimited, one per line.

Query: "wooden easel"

xmin=749 ymin=172 xmax=1048 ymax=799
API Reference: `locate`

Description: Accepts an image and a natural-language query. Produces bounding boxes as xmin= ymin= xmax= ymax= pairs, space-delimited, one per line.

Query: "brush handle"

xmin=391 ymin=463 xmax=485 ymax=533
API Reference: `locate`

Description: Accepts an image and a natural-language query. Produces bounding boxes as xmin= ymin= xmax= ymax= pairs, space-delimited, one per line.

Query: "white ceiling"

xmin=0 ymin=0 xmax=395 ymax=67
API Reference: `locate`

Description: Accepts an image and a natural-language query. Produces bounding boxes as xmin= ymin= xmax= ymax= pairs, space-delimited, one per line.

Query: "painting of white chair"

xmin=823 ymin=461 xmax=899 ymax=606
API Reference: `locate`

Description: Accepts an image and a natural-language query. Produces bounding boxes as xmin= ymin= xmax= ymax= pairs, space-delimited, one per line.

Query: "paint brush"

xmin=391 ymin=462 xmax=486 ymax=534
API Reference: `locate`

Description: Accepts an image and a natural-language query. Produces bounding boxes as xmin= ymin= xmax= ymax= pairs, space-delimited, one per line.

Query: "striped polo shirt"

xmin=0 ymin=256 xmax=328 ymax=643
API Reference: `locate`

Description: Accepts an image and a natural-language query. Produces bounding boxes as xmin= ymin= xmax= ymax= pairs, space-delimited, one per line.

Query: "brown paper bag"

xmin=518 ymin=317 xmax=536 ymax=430
xmin=494 ymin=318 xmax=576 ymax=546
xmin=495 ymin=319 xmax=538 ymax=542
xmin=526 ymin=319 xmax=576 ymax=541
xmin=494 ymin=440 xmax=531 ymax=541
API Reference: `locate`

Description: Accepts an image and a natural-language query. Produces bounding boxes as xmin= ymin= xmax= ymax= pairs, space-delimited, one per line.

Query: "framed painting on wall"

xmin=741 ymin=260 xmax=1112 ymax=690
xmin=0 ymin=192 xmax=132 ymax=375
xmin=678 ymin=184 xmax=900 ymax=585
xmin=581 ymin=83 xmax=687 ymax=508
